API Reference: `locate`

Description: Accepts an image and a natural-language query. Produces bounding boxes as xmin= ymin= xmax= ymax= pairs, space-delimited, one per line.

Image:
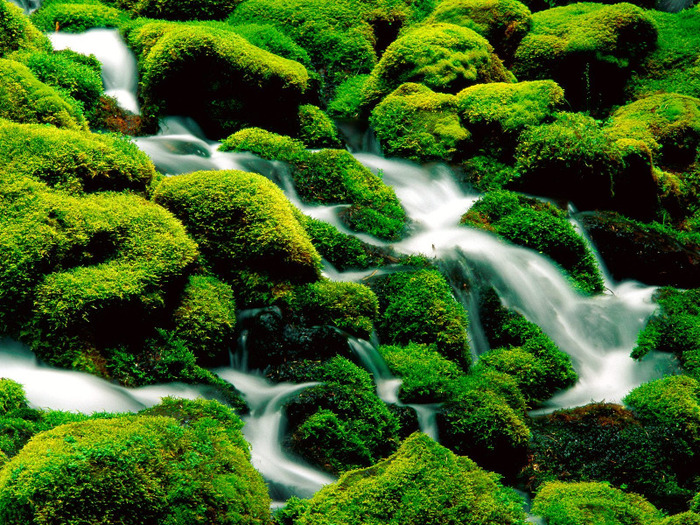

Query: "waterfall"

xmin=48 ymin=29 xmax=140 ymax=114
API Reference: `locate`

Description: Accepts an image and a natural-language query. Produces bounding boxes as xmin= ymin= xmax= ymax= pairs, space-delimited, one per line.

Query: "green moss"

xmin=532 ymin=481 xmax=662 ymax=525
xmin=297 ymin=104 xmax=342 ymax=149
xmin=172 ymin=274 xmax=236 ymax=363
xmin=363 ymin=22 xmax=513 ymax=107
xmin=0 ymin=119 xmax=156 ymax=193
xmin=369 ymin=268 xmax=471 ymax=367
xmin=0 ymin=403 xmax=272 ymax=525
xmin=426 ymin=0 xmax=532 ymax=62
xmin=327 ymin=74 xmax=369 ymax=120
xmin=127 ymin=21 xmax=310 ymax=137
xmin=115 ymin=0 xmax=241 ymax=21
xmin=230 ymin=23 xmax=312 ymax=68
xmin=31 ymin=2 xmax=128 ymax=33
xmin=296 ymin=432 xmax=527 ymax=525
xmin=153 ymin=169 xmax=321 ymax=283
xmin=288 ymin=280 xmax=378 ymax=338
xmin=0 ymin=380 xmax=26 ymax=415
xmin=513 ymin=3 xmax=657 ymax=114
xmin=286 ymin=357 xmax=401 ymax=474
xmin=460 ymin=155 xmax=520 ymax=192
xmin=369 ymin=82 xmax=470 ymax=162
xmin=219 ymin=127 xmax=306 ymax=162
xmin=463 ymin=190 xmax=605 ymax=294
xmin=663 ymin=513 xmax=700 ymax=525
xmin=0 ymin=58 xmax=87 ymax=130
xmin=0 ymin=1 xmax=50 ymax=57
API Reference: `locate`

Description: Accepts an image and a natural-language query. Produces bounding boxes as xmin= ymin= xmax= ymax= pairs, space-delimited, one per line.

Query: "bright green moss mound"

xmin=369 ymin=268 xmax=471 ymax=367
xmin=0 ymin=58 xmax=86 ymax=130
xmin=172 ymin=274 xmax=236 ymax=363
xmin=632 ymin=288 xmax=700 ymax=377
xmin=363 ymin=22 xmax=512 ymax=106
xmin=0 ymin=379 xmax=26 ymax=415
xmin=0 ymin=1 xmax=50 ymax=57
xmin=628 ymin=7 xmax=700 ymax=101
xmin=426 ymin=0 xmax=532 ymax=62
xmin=462 ymin=190 xmax=604 ymax=294
xmin=0 ymin=402 xmax=272 ymax=525
xmin=152 ymin=169 xmax=321 ymax=283
xmin=287 ymin=280 xmax=378 ymax=338
xmin=513 ymin=3 xmax=657 ymax=113
xmin=297 ymin=104 xmax=342 ymax=149
xmin=229 ymin=23 xmax=312 ymax=69
xmin=31 ymin=2 xmax=128 ymax=33
xmin=370 ymin=82 xmax=470 ymax=163
xmin=0 ymin=119 xmax=155 ymax=193
xmin=219 ymin=127 xmax=306 ymax=162
xmin=296 ymin=432 xmax=527 ymax=525
xmin=533 ymin=481 xmax=661 ymax=525
xmin=286 ymin=357 xmax=401 ymax=474
xmin=327 ymin=74 xmax=369 ymax=120
xmin=116 ymin=0 xmax=241 ymax=21
xmin=126 ymin=21 xmax=310 ymax=137
xmin=663 ymin=512 xmax=700 ymax=525
xmin=11 ymin=50 xmax=104 ymax=124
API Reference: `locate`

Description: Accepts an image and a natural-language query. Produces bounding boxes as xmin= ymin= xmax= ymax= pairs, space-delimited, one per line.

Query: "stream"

xmin=0 ymin=28 xmax=678 ymax=517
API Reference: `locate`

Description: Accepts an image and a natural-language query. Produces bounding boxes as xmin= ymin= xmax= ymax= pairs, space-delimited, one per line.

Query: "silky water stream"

xmin=0 ymin=28 xmax=678 ymax=516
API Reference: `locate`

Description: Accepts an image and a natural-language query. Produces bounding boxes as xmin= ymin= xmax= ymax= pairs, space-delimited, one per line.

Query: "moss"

xmin=0 ymin=1 xmax=50 ymax=57
xmin=327 ymin=74 xmax=369 ymax=120
xmin=127 ymin=21 xmax=310 ymax=137
xmin=0 ymin=380 xmax=27 ymax=416
xmin=513 ymin=3 xmax=657 ymax=114
xmin=219 ymin=127 xmax=306 ymax=162
xmin=663 ymin=513 xmax=700 ymax=525
xmin=296 ymin=432 xmax=527 ymax=525
xmin=362 ymin=22 xmax=513 ymax=107
xmin=460 ymin=155 xmax=520 ymax=192
xmin=463 ymin=190 xmax=604 ymax=294
xmin=532 ymin=481 xmax=662 ymax=525
xmin=172 ymin=274 xmax=236 ymax=364
xmin=0 ymin=119 xmax=156 ymax=193
xmin=0 ymin=403 xmax=272 ymax=525
xmin=369 ymin=82 xmax=470 ymax=163
xmin=287 ymin=280 xmax=378 ymax=338
xmin=369 ymin=268 xmax=471 ymax=367
xmin=153 ymin=169 xmax=320 ymax=284
xmin=286 ymin=357 xmax=401 ymax=474
xmin=514 ymin=112 xmax=625 ymax=211
xmin=297 ymin=104 xmax=342 ymax=148
xmin=31 ymin=2 xmax=128 ymax=33
xmin=0 ymin=58 xmax=87 ymax=130
xmin=426 ymin=0 xmax=532 ymax=63
xmin=115 ymin=0 xmax=241 ymax=21
xmin=230 ymin=23 xmax=312 ymax=69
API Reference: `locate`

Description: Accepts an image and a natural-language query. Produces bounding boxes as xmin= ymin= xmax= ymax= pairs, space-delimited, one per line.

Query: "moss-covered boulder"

xmin=116 ymin=0 xmax=241 ymax=21
xmin=126 ymin=21 xmax=311 ymax=138
xmin=153 ymin=169 xmax=321 ymax=283
xmin=663 ymin=513 xmax=700 ymax=525
xmin=285 ymin=357 xmax=401 ymax=474
xmin=369 ymin=82 xmax=470 ymax=163
xmin=0 ymin=119 xmax=155 ymax=193
xmin=426 ymin=0 xmax=532 ymax=63
xmin=30 ymin=1 xmax=128 ymax=33
xmin=513 ymin=3 xmax=657 ymax=114
xmin=532 ymin=481 xmax=662 ymax=525
xmin=295 ymin=432 xmax=527 ymax=525
xmin=327 ymin=74 xmax=369 ymax=120
xmin=369 ymin=268 xmax=471 ymax=367
xmin=229 ymin=23 xmax=312 ymax=69
xmin=219 ymin=126 xmax=306 ymax=162
xmin=0 ymin=379 xmax=27 ymax=415
xmin=362 ymin=22 xmax=513 ymax=107
xmin=0 ymin=401 xmax=272 ymax=525
xmin=581 ymin=212 xmax=700 ymax=289
xmin=463 ymin=190 xmax=604 ymax=294
xmin=0 ymin=58 xmax=87 ymax=130
xmin=0 ymin=0 xmax=50 ymax=57
xmin=296 ymin=104 xmax=342 ymax=148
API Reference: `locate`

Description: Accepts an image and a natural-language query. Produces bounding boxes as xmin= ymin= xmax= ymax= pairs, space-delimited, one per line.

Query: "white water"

xmin=48 ymin=29 xmax=140 ymax=114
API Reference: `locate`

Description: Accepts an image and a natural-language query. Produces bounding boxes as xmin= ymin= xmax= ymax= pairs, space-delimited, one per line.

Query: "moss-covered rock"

xmin=363 ymin=22 xmax=513 ymax=107
xmin=218 ymin=126 xmax=306 ymax=162
xmin=426 ymin=0 xmax=532 ymax=63
xmin=152 ymin=169 xmax=321 ymax=283
xmin=463 ymin=190 xmax=604 ymax=294
xmin=0 ymin=379 xmax=27 ymax=415
xmin=0 ymin=1 xmax=50 ymax=57
xmin=116 ymin=0 xmax=241 ymax=21
xmin=532 ymin=481 xmax=662 ymax=525
xmin=513 ymin=3 xmax=657 ymax=114
xmin=369 ymin=268 xmax=471 ymax=367
xmin=296 ymin=104 xmax=342 ymax=148
xmin=327 ymin=74 xmax=369 ymax=120
xmin=0 ymin=58 xmax=87 ymax=130
xmin=0 ymin=401 xmax=272 ymax=525
xmin=285 ymin=357 xmax=401 ymax=474
xmin=31 ymin=1 xmax=128 ymax=33
xmin=370 ymin=82 xmax=470 ymax=162
xmin=296 ymin=432 xmax=527 ymax=525
xmin=126 ymin=21 xmax=311 ymax=137
xmin=663 ymin=513 xmax=700 ymax=525
xmin=0 ymin=119 xmax=156 ymax=193
xmin=581 ymin=212 xmax=700 ymax=289
xmin=229 ymin=23 xmax=312 ymax=69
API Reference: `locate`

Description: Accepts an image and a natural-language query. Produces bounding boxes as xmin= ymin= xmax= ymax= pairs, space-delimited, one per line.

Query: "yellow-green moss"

xmin=0 ymin=1 xmax=50 ymax=57
xmin=31 ymin=2 xmax=128 ymax=33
